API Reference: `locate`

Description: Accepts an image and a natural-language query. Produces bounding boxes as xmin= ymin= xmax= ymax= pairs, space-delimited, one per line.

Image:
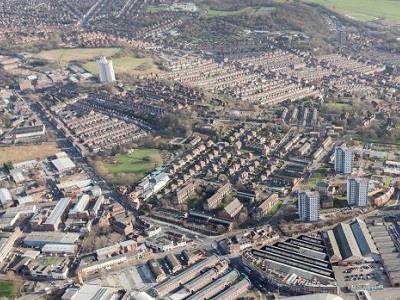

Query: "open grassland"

xmin=0 ymin=280 xmax=18 ymax=298
xmin=0 ymin=143 xmax=59 ymax=164
xmin=304 ymin=0 xmax=400 ymax=23
xmin=33 ymin=47 xmax=121 ymax=66
xmin=93 ymin=148 xmax=162 ymax=185
xmin=32 ymin=47 xmax=159 ymax=76
xmin=84 ymin=56 xmax=159 ymax=76
xmin=205 ymin=6 xmax=257 ymax=17
xmin=106 ymin=148 xmax=162 ymax=175
xmin=268 ymin=200 xmax=283 ymax=216
xmin=321 ymin=102 xmax=352 ymax=113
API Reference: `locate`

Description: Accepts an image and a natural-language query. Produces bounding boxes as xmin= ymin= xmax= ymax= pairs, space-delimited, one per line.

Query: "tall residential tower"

xmin=347 ymin=177 xmax=369 ymax=207
xmin=334 ymin=146 xmax=353 ymax=174
xmin=96 ymin=56 xmax=116 ymax=83
xmin=298 ymin=191 xmax=320 ymax=222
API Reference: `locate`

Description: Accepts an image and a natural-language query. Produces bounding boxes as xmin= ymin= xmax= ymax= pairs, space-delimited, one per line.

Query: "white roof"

xmin=62 ymin=284 xmax=113 ymax=300
xmin=132 ymin=292 xmax=155 ymax=300
xmin=44 ymin=198 xmax=71 ymax=226
xmin=0 ymin=188 xmax=12 ymax=204
xmin=52 ymin=157 xmax=76 ymax=172
xmin=10 ymin=169 xmax=25 ymax=183
xmin=17 ymin=195 xmax=34 ymax=204
xmin=42 ymin=243 xmax=76 ymax=254
xmin=70 ymin=194 xmax=89 ymax=213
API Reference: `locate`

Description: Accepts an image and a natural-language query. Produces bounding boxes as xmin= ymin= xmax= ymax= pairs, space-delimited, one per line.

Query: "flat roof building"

xmin=24 ymin=231 xmax=80 ymax=247
xmin=0 ymin=188 xmax=12 ymax=206
xmin=62 ymin=284 xmax=115 ymax=300
xmin=43 ymin=198 xmax=71 ymax=230
xmin=52 ymin=157 xmax=76 ymax=172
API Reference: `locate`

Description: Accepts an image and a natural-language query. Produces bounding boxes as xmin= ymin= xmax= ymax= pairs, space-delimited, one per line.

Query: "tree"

xmin=3 ymin=161 xmax=13 ymax=171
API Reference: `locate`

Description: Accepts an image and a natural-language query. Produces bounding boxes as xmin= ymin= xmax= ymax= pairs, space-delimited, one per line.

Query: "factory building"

xmin=150 ymin=255 xmax=220 ymax=297
xmin=322 ymin=218 xmax=379 ymax=263
xmin=213 ymin=278 xmax=250 ymax=300
xmin=42 ymin=198 xmax=71 ymax=231
xmin=186 ymin=270 xmax=239 ymax=300
xmin=24 ymin=231 xmax=80 ymax=248
xmin=243 ymin=235 xmax=338 ymax=295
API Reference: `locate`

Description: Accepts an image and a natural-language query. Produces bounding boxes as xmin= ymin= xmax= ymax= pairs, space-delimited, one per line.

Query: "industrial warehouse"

xmin=322 ymin=218 xmax=379 ymax=264
xmin=149 ymin=255 xmax=250 ymax=299
xmin=242 ymin=235 xmax=339 ymax=295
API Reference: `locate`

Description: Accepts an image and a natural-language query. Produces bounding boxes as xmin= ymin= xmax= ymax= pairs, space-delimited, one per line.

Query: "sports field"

xmin=94 ymin=148 xmax=162 ymax=185
xmin=0 ymin=143 xmax=59 ymax=164
xmin=83 ymin=56 xmax=159 ymax=76
xmin=0 ymin=280 xmax=17 ymax=298
xmin=106 ymin=148 xmax=162 ymax=176
xmin=33 ymin=47 xmax=121 ymax=66
xmin=304 ymin=0 xmax=400 ymax=23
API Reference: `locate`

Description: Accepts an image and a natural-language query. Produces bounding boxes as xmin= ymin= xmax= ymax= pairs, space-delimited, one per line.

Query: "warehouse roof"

xmin=24 ymin=231 xmax=80 ymax=246
xmin=51 ymin=157 xmax=76 ymax=172
xmin=0 ymin=188 xmax=12 ymax=205
xmin=332 ymin=223 xmax=363 ymax=261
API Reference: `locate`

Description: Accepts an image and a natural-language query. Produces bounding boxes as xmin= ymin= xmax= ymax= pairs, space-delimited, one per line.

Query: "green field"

xmin=304 ymin=0 xmax=400 ymax=23
xmin=146 ymin=5 xmax=163 ymax=13
xmin=0 ymin=280 xmax=17 ymax=298
xmin=33 ymin=47 xmax=121 ymax=66
xmin=305 ymin=166 xmax=328 ymax=189
xmin=84 ymin=56 xmax=159 ymax=76
xmin=321 ymin=102 xmax=352 ymax=113
xmin=205 ymin=6 xmax=257 ymax=17
xmin=33 ymin=47 xmax=159 ymax=77
xmin=268 ymin=200 xmax=283 ymax=216
xmin=105 ymin=148 xmax=162 ymax=178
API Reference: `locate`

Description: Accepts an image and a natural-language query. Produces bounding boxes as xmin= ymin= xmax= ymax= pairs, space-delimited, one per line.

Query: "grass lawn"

xmin=333 ymin=195 xmax=348 ymax=208
xmin=351 ymin=131 xmax=400 ymax=146
xmin=83 ymin=56 xmax=159 ymax=76
xmin=106 ymin=148 xmax=162 ymax=178
xmin=0 ymin=280 xmax=17 ymax=298
xmin=146 ymin=5 xmax=163 ymax=13
xmin=305 ymin=166 xmax=328 ymax=189
xmin=205 ymin=6 xmax=257 ymax=17
xmin=383 ymin=176 xmax=392 ymax=188
xmin=33 ymin=47 xmax=121 ymax=66
xmin=268 ymin=200 xmax=283 ymax=216
xmin=44 ymin=256 xmax=59 ymax=266
xmin=304 ymin=0 xmax=400 ymax=23
xmin=321 ymin=102 xmax=352 ymax=113
xmin=0 ymin=143 xmax=59 ymax=164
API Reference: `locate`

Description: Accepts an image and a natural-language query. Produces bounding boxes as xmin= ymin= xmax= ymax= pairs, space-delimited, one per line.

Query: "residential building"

xmin=298 ymin=191 xmax=320 ymax=222
xmin=204 ymin=182 xmax=231 ymax=210
xmin=334 ymin=146 xmax=353 ymax=174
xmin=221 ymin=198 xmax=243 ymax=219
xmin=96 ymin=56 xmax=116 ymax=83
xmin=175 ymin=181 xmax=195 ymax=204
xmin=347 ymin=178 xmax=369 ymax=207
